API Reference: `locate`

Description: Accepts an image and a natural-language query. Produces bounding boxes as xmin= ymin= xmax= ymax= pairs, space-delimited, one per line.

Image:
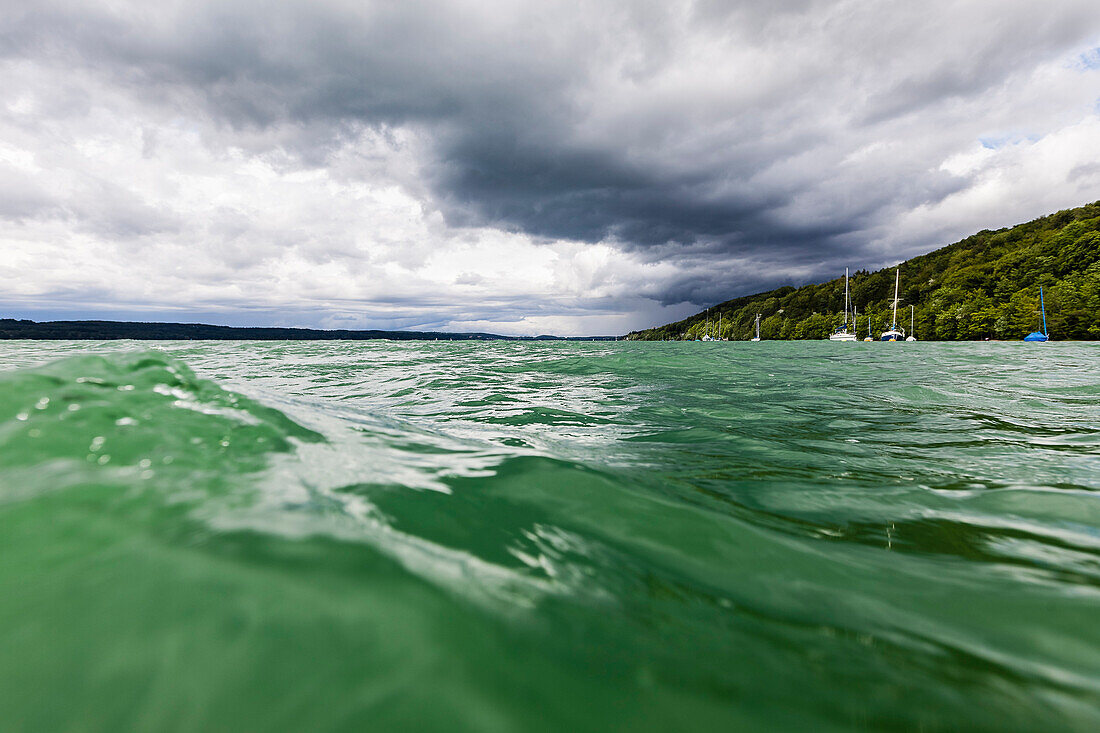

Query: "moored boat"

xmin=829 ymin=268 xmax=858 ymax=341
xmin=1024 ymin=286 xmax=1050 ymax=342
xmin=880 ymin=269 xmax=907 ymax=341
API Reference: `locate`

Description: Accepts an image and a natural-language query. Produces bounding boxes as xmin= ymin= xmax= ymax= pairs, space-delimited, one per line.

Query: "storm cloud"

xmin=2 ymin=0 xmax=1100 ymax=333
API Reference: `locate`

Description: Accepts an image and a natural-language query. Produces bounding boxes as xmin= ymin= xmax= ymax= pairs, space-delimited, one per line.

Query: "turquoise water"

xmin=1 ymin=340 xmax=1098 ymax=731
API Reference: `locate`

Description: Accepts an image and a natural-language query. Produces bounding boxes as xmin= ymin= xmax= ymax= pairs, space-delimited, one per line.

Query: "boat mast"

xmin=718 ymin=312 xmax=723 ymax=340
xmin=910 ymin=304 xmax=914 ymax=336
xmin=891 ymin=269 xmax=899 ymax=329
xmin=1040 ymin=286 xmax=1048 ymax=336
xmin=843 ymin=268 xmax=850 ymax=330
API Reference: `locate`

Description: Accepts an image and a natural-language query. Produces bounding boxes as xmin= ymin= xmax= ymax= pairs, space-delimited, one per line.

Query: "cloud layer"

xmin=2 ymin=0 xmax=1100 ymax=334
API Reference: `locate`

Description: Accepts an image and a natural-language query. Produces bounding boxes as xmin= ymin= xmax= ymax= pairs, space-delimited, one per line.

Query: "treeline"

xmin=0 ymin=320 xmax=615 ymax=341
xmin=626 ymin=201 xmax=1100 ymax=341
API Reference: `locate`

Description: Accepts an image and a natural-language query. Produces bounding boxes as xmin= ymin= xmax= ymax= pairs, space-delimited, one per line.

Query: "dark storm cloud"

xmin=13 ymin=1 xmax=1091 ymax=257
xmin=429 ymin=139 xmax=780 ymax=246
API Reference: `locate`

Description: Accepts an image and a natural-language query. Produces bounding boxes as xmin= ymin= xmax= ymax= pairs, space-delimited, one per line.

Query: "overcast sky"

xmin=2 ymin=0 xmax=1099 ymax=335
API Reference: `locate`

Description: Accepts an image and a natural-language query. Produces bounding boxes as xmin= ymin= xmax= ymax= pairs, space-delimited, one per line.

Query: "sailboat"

xmin=906 ymin=305 xmax=917 ymax=341
xmin=1023 ymin=286 xmax=1050 ymax=342
xmin=829 ymin=268 xmax=858 ymax=341
xmin=863 ymin=309 xmax=873 ymax=341
xmin=701 ymin=307 xmax=715 ymax=341
xmin=751 ymin=313 xmax=761 ymax=341
xmin=880 ymin=269 xmax=907 ymax=341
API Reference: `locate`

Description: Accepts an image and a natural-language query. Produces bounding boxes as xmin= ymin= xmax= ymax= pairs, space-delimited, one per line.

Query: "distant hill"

xmin=626 ymin=201 xmax=1100 ymax=341
xmin=0 ymin=320 xmax=615 ymax=341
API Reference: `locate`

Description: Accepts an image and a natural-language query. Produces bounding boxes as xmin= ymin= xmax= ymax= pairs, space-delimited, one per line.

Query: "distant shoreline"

xmin=0 ymin=319 xmax=616 ymax=342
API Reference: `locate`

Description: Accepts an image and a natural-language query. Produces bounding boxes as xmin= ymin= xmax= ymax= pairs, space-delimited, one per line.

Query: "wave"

xmin=2 ymin=343 xmax=1100 ymax=732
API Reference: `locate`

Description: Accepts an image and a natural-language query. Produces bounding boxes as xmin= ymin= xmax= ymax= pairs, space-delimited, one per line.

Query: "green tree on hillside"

xmin=626 ymin=201 xmax=1100 ymax=341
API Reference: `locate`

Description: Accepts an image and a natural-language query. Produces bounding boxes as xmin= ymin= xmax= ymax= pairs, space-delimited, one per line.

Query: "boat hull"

xmin=829 ymin=332 xmax=858 ymax=341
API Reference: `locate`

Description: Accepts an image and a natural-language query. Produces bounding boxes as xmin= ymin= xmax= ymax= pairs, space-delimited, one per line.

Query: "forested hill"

xmin=626 ymin=201 xmax=1100 ymax=341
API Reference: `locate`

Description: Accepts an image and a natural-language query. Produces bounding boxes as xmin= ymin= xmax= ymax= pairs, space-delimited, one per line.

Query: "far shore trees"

xmin=629 ymin=201 xmax=1100 ymax=341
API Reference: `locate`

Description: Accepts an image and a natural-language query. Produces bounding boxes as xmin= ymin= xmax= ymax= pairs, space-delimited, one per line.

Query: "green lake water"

xmin=1 ymin=340 xmax=1098 ymax=731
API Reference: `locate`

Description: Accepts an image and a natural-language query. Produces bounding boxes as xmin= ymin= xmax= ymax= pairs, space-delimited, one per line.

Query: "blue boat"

xmin=1023 ymin=286 xmax=1049 ymax=342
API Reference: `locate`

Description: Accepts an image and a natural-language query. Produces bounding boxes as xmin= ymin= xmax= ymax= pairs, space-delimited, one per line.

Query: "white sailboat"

xmin=906 ymin=305 xmax=917 ymax=341
xmin=701 ymin=307 xmax=715 ymax=341
xmin=880 ymin=269 xmax=907 ymax=341
xmin=751 ymin=313 xmax=761 ymax=341
xmin=829 ymin=268 xmax=858 ymax=341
